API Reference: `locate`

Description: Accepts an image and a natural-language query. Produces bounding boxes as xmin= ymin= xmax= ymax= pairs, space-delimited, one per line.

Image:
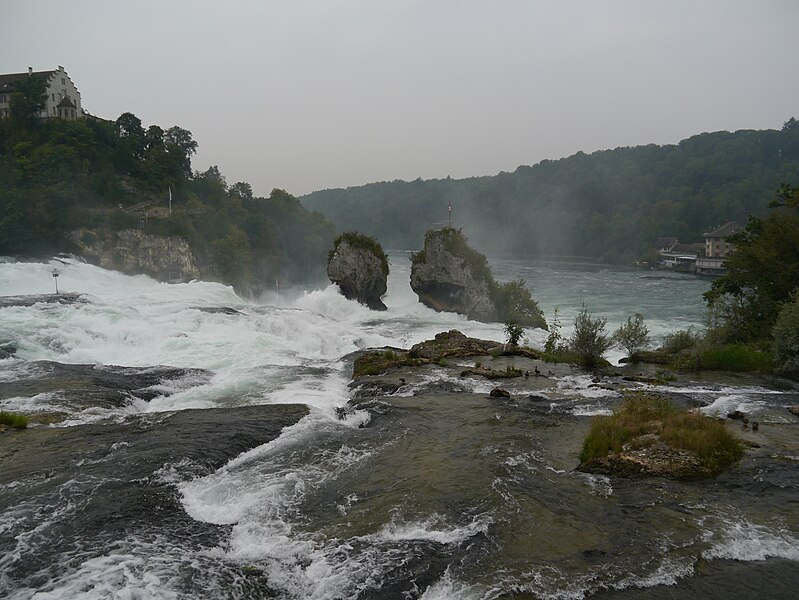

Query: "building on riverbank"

xmin=695 ymin=222 xmax=741 ymax=275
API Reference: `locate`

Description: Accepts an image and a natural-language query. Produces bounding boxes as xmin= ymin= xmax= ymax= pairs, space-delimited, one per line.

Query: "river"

xmin=1 ymin=255 xmax=797 ymax=599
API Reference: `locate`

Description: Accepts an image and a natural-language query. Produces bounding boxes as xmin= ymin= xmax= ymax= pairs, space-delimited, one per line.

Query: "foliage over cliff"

xmin=0 ymin=111 xmax=334 ymax=290
xmin=302 ymin=121 xmax=799 ymax=261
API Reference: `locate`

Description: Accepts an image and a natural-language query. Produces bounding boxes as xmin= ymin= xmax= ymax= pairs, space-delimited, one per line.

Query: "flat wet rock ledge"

xmin=0 ymin=404 xmax=309 ymax=596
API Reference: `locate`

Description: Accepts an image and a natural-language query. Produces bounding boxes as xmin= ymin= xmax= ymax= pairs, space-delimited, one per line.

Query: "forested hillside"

xmin=0 ymin=77 xmax=334 ymax=290
xmin=302 ymin=121 xmax=799 ymax=261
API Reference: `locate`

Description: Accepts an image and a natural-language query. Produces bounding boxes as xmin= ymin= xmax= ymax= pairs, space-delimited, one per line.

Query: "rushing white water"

xmin=2 ymin=255 xmax=798 ymax=600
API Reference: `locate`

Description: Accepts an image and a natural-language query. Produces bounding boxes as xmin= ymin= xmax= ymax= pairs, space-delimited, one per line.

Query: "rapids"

xmin=1 ymin=255 xmax=798 ymax=599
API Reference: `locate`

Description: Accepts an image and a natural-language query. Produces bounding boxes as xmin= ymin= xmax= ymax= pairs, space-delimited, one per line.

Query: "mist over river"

xmin=1 ymin=255 xmax=798 ymax=599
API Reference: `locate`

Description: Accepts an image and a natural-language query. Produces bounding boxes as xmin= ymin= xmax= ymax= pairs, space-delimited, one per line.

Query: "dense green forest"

xmin=302 ymin=121 xmax=799 ymax=261
xmin=0 ymin=77 xmax=334 ymax=291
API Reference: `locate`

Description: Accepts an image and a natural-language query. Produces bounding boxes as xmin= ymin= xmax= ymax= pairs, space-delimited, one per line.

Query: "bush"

xmin=662 ymin=327 xmax=700 ymax=354
xmin=0 ymin=411 xmax=28 ymax=429
xmin=567 ymin=305 xmax=612 ymax=368
xmin=504 ymin=320 xmax=524 ymax=346
xmin=544 ymin=307 xmax=564 ymax=353
xmin=492 ymin=280 xmax=546 ymax=329
xmin=580 ymin=394 xmax=743 ymax=473
xmin=691 ymin=344 xmax=774 ymax=372
xmin=773 ymin=292 xmax=799 ymax=376
xmin=612 ymin=313 xmax=650 ymax=359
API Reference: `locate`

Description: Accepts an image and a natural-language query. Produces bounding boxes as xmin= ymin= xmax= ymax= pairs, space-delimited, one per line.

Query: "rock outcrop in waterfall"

xmin=70 ymin=228 xmax=200 ymax=282
xmin=410 ymin=228 xmax=546 ymax=329
xmin=327 ymin=232 xmax=389 ymax=310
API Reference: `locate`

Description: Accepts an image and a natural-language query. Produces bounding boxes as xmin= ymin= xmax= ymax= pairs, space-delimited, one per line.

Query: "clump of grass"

xmin=0 ymin=411 xmax=28 ymax=429
xmin=580 ymin=394 xmax=743 ymax=474
xmin=691 ymin=344 xmax=774 ymax=372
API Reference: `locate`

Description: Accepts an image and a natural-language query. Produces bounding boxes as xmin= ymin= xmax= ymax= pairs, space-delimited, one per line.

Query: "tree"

xmin=229 ymin=181 xmax=254 ymax=202
xmin=568 ymin=305 xmax=612 ymax=368
xmin=144 ymin=125 xmax=164 ymax=150
xmin=164 ymin=126 xmax=198 ymax=176
xmin=612 ymin=313 xmax=650 ymax=359
xmin=116 ymin=112 xmax=144 ymax=138
xmin=504 ymin=320 xmax=525 ymax=346
xmin=783 ymin=117 xmax=799 ymax=132
xmin=9 ymin=75 xmax=47 ymax=127
xmin=705 ymin=184 xmax=799 ymax=343
xmin=772 ymin=292 xmax=799 ymax=376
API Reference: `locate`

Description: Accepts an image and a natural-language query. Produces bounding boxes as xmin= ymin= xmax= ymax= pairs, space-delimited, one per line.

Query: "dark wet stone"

xmin=0 ymin=360 xmax=210 ymax=410
xmin=490 ymin=388 xmax=511 ymax=398
xmin=191 ymin=306 xmax=244 ymax=315
xmin=0 ymin=404 xmax=308 ymax=593
xmin=461 ymin=366 xmax=523 ymax=380
xmin=0 ymin=293 xmax=89 ymax=308
xmin=409 ymin=330 xmax=499 ymax=361
xmin=727 ymin=410 xmax=746 ymax=420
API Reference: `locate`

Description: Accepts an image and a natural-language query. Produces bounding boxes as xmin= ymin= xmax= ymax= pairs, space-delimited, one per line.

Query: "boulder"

xmin=410 ymin=229 xmax=497 ymax=321
xmin=409 ymin=330 xmax=498 ymax=360
xmin=70 ymin=228 xmax=200 ymax=282
xmin=410 ymin=229 xmax=546 ymax=328
xmin=580 ymin=438 xmax=712 ymax=480
xmin=327 ymin=233 xmax=388 ymax=311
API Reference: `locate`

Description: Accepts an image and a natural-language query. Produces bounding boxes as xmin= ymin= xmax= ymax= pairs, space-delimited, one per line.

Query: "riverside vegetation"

xmin=627 ymin=184 xmax=799 ymax=377
xmin=0 ymin=81 xmax=334 ymax=292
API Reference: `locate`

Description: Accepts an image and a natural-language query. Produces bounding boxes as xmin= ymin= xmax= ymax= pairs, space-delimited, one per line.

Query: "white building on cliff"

xmin=0 ymin=65 xmax=82 ymax=120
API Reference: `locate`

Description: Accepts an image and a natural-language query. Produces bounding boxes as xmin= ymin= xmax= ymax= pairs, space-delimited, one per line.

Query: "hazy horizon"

xmin=6 ymin=0 xmax=798 ymax=197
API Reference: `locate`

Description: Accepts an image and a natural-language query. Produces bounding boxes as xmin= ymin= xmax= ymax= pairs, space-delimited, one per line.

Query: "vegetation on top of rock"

xmin=329 ymin=231 xmax=389 ymax=276
xmin=579 ymin=394 xmax=744 ymax=479
xmin=411 ymin=228 xmax=492 ymax=284
xmin=0 ymin=411 xmax=28 ymax=429
xmin=352 ymin=349 xmax=427 ymax=379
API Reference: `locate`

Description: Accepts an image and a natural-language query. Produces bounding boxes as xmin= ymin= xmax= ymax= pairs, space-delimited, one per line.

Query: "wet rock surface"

xmin=69 ymin=228 xmax=200 ymax=282
xmin=0 ymin=293 xmax=89 ymax=308
xmin=327 ymin=237 xmax=388 ymax=310
xmin=0 ymin=360 xmax=210 ymax=411
xmin=409 ymin=230 xmax=498 ymax=321
xmin=0 ymin=404 xmax=308 ymax=595
xmin=409 ymin=330 xmax=499 ymax=360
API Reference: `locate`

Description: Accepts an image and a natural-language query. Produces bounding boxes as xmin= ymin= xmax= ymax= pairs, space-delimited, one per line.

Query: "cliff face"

xmin=327 ymin=237 xmax=388 ymax=310
xmin=410 ymin=230 xmax=498 ymax=321
xmin=69 ymin=229 xmax=200 ymax=282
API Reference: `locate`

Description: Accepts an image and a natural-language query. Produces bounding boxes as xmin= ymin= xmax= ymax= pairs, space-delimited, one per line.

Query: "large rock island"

xmin=410 ymin=228 xmax=546 ymax=328
xmin=327 ymin=232 xmax=389 ymax=310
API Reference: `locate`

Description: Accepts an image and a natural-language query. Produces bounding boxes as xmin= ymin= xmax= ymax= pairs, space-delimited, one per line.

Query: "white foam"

xmin=699 ymin=394 xmax=766 ymax=418
xmin=702 ymin=519 xmax=799 ymax=561
xmin=371 ymin=513 xmax=492 ymax=545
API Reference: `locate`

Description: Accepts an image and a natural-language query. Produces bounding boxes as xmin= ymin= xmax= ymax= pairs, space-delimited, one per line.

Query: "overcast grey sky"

xmin=5 ymin=1 xmax=798 ymax=197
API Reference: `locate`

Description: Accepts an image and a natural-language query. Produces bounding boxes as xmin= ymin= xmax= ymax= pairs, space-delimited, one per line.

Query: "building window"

xmin=61 ymin=78 xmax=65 ymax=85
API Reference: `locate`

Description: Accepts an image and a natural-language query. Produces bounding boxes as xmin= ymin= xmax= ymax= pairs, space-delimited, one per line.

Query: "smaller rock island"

xmin=327 ymin=232 xmax=389 ymax=311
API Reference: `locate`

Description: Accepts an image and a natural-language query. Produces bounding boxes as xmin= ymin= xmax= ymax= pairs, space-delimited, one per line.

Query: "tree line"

xmin=302 ymin=120 xmax=799 ymax=261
